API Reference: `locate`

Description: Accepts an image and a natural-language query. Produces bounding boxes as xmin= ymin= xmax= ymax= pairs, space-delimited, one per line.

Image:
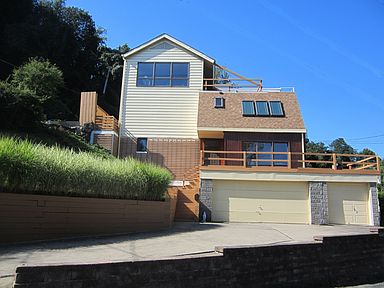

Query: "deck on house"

xmin=200 ymin=150 xmax=380 ymax=175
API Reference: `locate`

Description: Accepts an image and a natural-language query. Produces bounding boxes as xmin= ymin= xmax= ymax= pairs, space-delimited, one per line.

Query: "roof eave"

xmin=122 ymin=34 xmax=215 ymax=63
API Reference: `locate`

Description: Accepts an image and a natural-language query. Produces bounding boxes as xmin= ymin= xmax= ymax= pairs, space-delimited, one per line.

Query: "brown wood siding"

xmin=94 ymin=134 xmax=118 ymax=156
xmin=119 ymin=137 xmax=200 ymax=180
xmin=224 ymin=132 xmax=303 ymax=168
xmin=0 ymin=191 xmax=177 ymax=244
xmin=79 ymin=92 xmax=97 ymax=125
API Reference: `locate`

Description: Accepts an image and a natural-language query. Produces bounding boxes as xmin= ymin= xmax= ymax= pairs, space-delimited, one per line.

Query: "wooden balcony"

xmin=201 ymin=150 xmax=380 ymax=175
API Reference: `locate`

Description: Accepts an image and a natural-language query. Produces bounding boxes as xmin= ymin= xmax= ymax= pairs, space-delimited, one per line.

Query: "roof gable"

xmin=122 ymin=34 xmax=215 ymax=63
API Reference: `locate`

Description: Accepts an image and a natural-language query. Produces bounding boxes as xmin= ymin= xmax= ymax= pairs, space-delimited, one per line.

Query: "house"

xmin=116 ymin=33 xmax=380 ymax=225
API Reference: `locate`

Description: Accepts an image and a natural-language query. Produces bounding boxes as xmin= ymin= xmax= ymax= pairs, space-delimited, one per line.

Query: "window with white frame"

xmin=136 ymin=62 xmax=189 ymax=87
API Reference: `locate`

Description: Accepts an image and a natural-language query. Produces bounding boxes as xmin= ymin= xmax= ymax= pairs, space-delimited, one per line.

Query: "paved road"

xmin=0 ymin=222 xmax=378 ymax=287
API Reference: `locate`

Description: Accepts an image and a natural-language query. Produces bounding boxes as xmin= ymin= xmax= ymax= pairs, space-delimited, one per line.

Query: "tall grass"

xmin=0 ymin=137 xmax=172 ymax=201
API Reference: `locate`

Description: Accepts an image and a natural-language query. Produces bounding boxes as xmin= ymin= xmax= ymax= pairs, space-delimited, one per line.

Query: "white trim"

xmin=200 ymin=169 xmax=379 ymax=184
xmin=301 ymin=133 xmax=306 ymax=168
xmin=169 ymin=180 xmax=191 ymax=187
xmin=197 ymin=127 xmax=307 ymax=133
xmin=122 ymin=34 xmax=215 ymax=63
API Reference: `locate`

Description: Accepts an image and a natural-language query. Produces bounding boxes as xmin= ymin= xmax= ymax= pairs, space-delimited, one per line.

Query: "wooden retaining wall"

xmin=0 ymin=190 xmax=177 ymax=244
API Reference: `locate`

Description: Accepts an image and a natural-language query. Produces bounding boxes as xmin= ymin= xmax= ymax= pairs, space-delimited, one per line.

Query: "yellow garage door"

xmin=212 ymin=180 xmax=309 ymax=224
xmin=328 ymin=183 xmax=369 ymax=225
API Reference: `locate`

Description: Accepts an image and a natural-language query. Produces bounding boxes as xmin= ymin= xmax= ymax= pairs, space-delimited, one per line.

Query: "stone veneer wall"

xmin=199 ymin=179 xmax=213 ymax=221
xmin=309 ymin=182 xmax=329 ymax=225
xmin=370 ymin=183 xmax=380 ymax=226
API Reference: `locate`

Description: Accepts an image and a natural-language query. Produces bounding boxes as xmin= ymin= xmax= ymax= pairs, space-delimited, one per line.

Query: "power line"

xmin=312 ymin=133 xmax=384 ymax=144
xmin=0 ymin=58 xmax=16 ymax=67
xmin=347 ymin=134 xmax=384 ymax=141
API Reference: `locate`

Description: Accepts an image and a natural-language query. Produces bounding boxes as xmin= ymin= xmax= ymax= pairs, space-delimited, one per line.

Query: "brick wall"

xmin=14 ymin=232 xmax=384 ymax=287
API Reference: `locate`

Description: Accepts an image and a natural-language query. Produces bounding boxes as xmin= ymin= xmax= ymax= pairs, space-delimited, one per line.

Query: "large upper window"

xmin=242 ymin=101 xmax=256 ymax=116
xmin=136 ymin=62 xmax=189 ymax=87
xmin=269 ymin=101 xmax=284 ymax=116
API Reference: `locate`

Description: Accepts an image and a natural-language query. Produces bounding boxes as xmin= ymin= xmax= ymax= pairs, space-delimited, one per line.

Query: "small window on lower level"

xmin=215 ymin=97 xmax=225 ymax=108
xmin=136 ymin=138 xmax=148 ymax=152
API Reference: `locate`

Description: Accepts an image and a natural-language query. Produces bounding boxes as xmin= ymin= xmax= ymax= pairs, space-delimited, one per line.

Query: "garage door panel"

xmin=230 ymin=211 xmax=262 ymax=222
xmin=212 ymin=180 xmax=309 ymax=224
xmin=328 ymin=183 xmax=369 ymax=225
xmin=213 ymin=210 xmax=229 ymax=222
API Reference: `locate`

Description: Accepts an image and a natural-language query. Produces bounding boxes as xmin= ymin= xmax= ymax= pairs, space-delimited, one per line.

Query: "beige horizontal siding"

xmin=120 ymin=42 xmax=203 ymax=139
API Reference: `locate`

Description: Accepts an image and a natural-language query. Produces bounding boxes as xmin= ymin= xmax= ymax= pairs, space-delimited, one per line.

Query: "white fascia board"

xmin=197 ymin=127 xmax=307 ymax=133
xmin=122 ymin=34 xmax=215 ymax=63
xmin=200 ymin=169 xmax=379 ymax=184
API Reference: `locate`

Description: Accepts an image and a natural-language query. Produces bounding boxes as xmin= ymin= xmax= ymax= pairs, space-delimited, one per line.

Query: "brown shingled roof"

xmin=197 ymin=92 xmax=306 ymax=132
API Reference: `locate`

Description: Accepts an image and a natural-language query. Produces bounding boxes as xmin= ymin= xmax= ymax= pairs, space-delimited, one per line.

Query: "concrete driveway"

xmin=0 ymin=222 xmax=377 ymax=287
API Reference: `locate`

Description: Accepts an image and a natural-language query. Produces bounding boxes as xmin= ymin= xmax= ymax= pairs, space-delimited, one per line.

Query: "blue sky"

xmin=67 ymin=0 xmax=384 ymax=156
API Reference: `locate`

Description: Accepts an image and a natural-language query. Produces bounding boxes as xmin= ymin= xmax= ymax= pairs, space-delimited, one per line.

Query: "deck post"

xmin=288 ymin=152 xmax=292 ymax=169
xmin=376 ymin=156 xmax=380 ymax=172
xmin=332 ymin=153 xmax=337 ymax=170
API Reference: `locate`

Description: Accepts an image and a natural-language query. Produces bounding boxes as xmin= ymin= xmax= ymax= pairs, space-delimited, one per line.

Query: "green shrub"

xmin=0 ymin=81 xmax=43 ymax=129
xmin=0 ymin=137 xmax=172 ymax=201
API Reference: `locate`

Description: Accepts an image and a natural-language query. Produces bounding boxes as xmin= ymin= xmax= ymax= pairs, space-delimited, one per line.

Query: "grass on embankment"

xmin=0 ymin=137 xmax=172 ymax=201
xmin=1 ymin=125 xmax=113 ymax=159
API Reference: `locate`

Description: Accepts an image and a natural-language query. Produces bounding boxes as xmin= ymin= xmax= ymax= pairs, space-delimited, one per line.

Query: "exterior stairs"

xmin=174 ymin=166 xmax=200 ymax=222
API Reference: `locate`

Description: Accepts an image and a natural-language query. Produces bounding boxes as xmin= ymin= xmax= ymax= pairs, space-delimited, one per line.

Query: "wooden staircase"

xmin=174 ymin=166 xmax=200 ymax=222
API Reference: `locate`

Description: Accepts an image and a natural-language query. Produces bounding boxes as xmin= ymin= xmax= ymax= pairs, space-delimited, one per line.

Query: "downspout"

xmin=117 ymin=59 xmax=127 ymax=159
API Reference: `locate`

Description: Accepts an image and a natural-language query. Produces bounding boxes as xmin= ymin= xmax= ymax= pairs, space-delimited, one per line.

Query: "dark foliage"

xmin=0 ymin=0 xmax=129 ymax=119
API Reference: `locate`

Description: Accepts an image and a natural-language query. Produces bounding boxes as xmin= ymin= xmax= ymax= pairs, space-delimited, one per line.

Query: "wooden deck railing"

xmin=94 ymin=105 xmax=118 ymax=133
xmin=200 ymin=150 xmax=380 ymax=172
xmin=203 ymin=78 xmax=262 ymax=91
xmin=95 ymin=115 xmax=118 ymax=132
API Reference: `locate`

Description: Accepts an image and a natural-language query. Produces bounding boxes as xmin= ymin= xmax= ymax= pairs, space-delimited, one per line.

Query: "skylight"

xmin=269 ymin=101 xmax=284 ymax=116
xmin=242 ymin=101 xmax=255 ymax=116
xmin=255 ymin=101 xmax=269 ymax=116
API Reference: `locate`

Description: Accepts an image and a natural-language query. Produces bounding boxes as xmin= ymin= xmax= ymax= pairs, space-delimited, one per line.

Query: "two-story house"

xmin=118 ymin=33 xmax=381 ymax=226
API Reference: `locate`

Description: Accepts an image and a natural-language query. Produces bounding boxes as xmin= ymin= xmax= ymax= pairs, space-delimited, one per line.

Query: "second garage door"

xmin=212 ymin=180 xmax=309 ymax=224
xmin=328 ymin=182 xmax=369 ymax=225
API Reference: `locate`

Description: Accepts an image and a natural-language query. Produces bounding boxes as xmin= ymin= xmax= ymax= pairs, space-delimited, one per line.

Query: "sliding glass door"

xmin=243 ymin=142 xmax=288 ymax=167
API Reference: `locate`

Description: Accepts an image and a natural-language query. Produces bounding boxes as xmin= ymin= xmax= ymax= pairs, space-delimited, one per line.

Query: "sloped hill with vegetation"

xmin=0 ymin=136 xmax=172 ymax=201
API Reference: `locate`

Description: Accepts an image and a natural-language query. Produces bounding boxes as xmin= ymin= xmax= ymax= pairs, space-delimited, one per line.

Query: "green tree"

xmin=305 ymin=140 xmax=330 ymax=168
xmin=11 ymin=58 xmax=64 ymax=103
xmin=329 ymin=138 xmax=356 ymax=155
xmin=0 ymin=81 xmax=42 ymax=129
xmin=359 ymin=148 xmax=376 ymax=155
xmin=0 ymin=0 xmax=104 ymax=118
xmin=93 ymin=44 xmax=130 ymax=116
xmin=378 ymin=160 xmax=383 ymax=194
